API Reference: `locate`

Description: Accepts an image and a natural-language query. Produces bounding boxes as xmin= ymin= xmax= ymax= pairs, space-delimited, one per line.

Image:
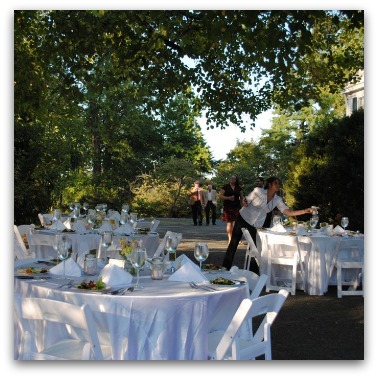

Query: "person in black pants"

xmin=204 ymin=184 xmax=217 ymax=225
xmin=222 ymin=176 xmax=312 ymax=273
xmin=188 ymin=181 xmax=204 ymax=226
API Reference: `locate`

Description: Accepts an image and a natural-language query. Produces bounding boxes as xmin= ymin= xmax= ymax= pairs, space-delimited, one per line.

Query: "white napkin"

xmin=48 ymin=220 xmax=67 ymax=231
xmin=49 ymin=257 xmax=82 ymax=277
xmin=168 ymin=260 xmax=208 ymax=283
xmin=73 ymin=222 xmax=88 ymax=234
xmin=270 ymin=224 xmax=286 ymax=233
xmin=113 ymin=223 xmax=134 ymax=235
xmin=333 ymin=225 xmax=346 ymax=235
xmin=98 ymin=222 xmax=113 ymax=233
xmin=99 ymin=264 xmax=132 ymax=287
xmin=63 ymin=218 xmax=73 ymax=230
xmin=296 ymin=225 xmax=308 ymax=236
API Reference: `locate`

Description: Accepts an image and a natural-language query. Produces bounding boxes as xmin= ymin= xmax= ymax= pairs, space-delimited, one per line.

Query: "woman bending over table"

xmin=222 ymin=176 xmax=312 ymax=273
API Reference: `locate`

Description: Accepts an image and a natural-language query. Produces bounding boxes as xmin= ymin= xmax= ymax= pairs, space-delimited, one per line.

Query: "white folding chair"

xmin=334 ymin=238 xmax=364 ymax=298
xmin=208 ymin=289 xmax=289 ymax=360
xmin=241 ymin=228 xmax=260 ymax=271
xmin=265 ymin=233 xmax=306 ymax=295
xmin=14 ymin=225 xmax=35 ymax=260
xmin=17 ymin=225 xmax=34 ymax=250
xmin=230 ymin=267 xmax=267 ymax=299
xmin=150 ymin=219 xmax=160 ymax=232
xmin=153 ymin=230 xmax=182 ymax=258
xmin=14 ymin=296 xmax=112 ymax=360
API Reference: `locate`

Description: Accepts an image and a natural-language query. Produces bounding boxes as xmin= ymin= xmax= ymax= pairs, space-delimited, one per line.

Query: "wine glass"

xmin=341 ymin=217 xmax=349 ymax=231
xmin=120 ymin=211 xmax=129 ymax=226
xmin=69 ymin=202 xmax=75 ymax=212
xmin=130 ymin=213 xmax=138 ymax=225
xmin=272 ymin=215 xmax=281 ymax=227
xmin=83 ymin=202 xmax=89 ymax=216
xmin=122 ymin=204 xmax=130 ymax=213
xmin=87 ymin=209 xmax=96 ymax=232
xmin=130 ymin=247 xmax=147 ymax=289
xmin=53 ymin=234 xmax=64 ymax=260
xmin=52 ymin=209 xmax=62 ymax=231
xmin=57 ymin=236 xmax=72 ymax=279
xmin=101 ymin=231 xmax=113 ymax=262
xmin=194 ymin=242 xmax=209 ymax=270
xmin=165 ymin=235 xmax=179 ymax=263
xmin=310 ymin=214 xmax=319 ymax=232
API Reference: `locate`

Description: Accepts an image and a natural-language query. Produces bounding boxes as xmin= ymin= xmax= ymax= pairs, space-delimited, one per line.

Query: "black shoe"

xmin=212 ymin=223 xmax=216 ymax=225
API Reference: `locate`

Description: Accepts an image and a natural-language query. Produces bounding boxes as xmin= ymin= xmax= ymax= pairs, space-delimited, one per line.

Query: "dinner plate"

xmin=73 ymin=284 xmax=111 ymax=292
xmin=202 ymin=264 xmax=226 ymax=272
xmin=209 ymin=277 xmax=241 ymax=286
xmin=16 ymin=267 xmax=50 ymax=275
xmin=148 ymin=231 xmax=159 ymax=235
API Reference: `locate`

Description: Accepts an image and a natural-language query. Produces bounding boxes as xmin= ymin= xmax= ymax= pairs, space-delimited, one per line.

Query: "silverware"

xmin=189 ymin=281 xmax=217 ymax=292
xmin=56 ymin=279 xmax=74 ymax=289
xmin=107 ymin=286 xmax=134 ymax=295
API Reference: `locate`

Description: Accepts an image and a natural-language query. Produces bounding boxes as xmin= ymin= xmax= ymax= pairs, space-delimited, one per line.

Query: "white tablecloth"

xmin=29 ymin=230 xmax=160 ymax=259
xmin=14 ymin=262 xmax=249 ymax=360
xmin=257 ymin=230 xmax=364 ymax=295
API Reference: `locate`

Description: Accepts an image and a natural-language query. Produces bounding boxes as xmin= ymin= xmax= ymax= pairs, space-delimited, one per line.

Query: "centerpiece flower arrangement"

xmin=119 ymin=238 xmax=138 ymax=274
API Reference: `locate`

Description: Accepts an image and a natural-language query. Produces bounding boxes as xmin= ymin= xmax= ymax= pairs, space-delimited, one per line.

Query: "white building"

xmin=343 ymin=70 xmax=364 ymax=116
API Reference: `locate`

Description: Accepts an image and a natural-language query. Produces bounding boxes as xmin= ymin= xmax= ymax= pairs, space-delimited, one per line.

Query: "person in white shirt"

xmin=222 ymin=176 xmax=312 ymax=272
xmin=204 ymin=184 xmax=218 ymax=226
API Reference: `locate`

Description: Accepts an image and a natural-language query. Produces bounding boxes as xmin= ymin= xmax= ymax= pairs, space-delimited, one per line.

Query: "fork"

xmin=189 ymin=281 xmax=217 ymax=292
xmin=56 ymin=279 xmax=74 ymax=289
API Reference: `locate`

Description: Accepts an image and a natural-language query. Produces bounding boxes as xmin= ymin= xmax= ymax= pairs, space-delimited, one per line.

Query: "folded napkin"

xmin=48 ymin=220 xmax=67 ymax=231
xmin=175 ymin=254 xmax=191 ymax=270
xmin=98 ymin=222 xmax=113 ymax=233
xmin=49 ymin=257 xmax=82 ymax=277
xmin=168 ymin=260 xmax=208 ymax=283
xmin=99 ymin=264 xmax=132 ymax=287
xmin=73 ymin=222 xmax=88 ymax=234
xmin=333 ymin=225 xmax=346 ymax=235
xmin=108 ymin=258 xmax=125 ymax=268
xmin=270 ymin=224 xmax=286 ymax=233
xmin=113 ymin=223 xmax=134 ymax=235
xmin=63 ymin=218 xmax=73 ymax=230
xmin=296 ymin=225 xmax=308 ymax=236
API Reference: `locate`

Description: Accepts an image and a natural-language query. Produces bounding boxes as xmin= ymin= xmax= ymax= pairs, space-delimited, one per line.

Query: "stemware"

xmin=57 ymin=236 xmax=72 ymax=279
xmin=272 ymin=215 xmax=281 ymax=227
xmin=53 ymin=233 xmax=64 ymax=259
xmin=341 ymin=217 xmax=349 ymax=231
xmin=87 ymin=209 xmax=96 ymax=232
xmin=130 ymin=247 xmax=147 ymax=289
xmin=83 ymin=202 xmax=89 ymax=216
xmin=310 ymin=215 xmax=319 ymax=231
xmin=194 ymin=242 xmax=209 ymax=270
xmin=165 ymin=235 xmax=179 ymax=262
xmin=120 ymin=211 xmax=129 ymax=226
xmin=101 ymin=231 xmax=113 ymax=263
xmin=122 ymin=204 xmax=130 ymax=213
xmin=52 ymin=209 xmax=62 ymax=231
xmin=130 ymin=213 xmax=138 ymax=225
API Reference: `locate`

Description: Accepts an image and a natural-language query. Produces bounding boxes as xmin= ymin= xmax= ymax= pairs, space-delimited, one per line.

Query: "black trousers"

xmin=191 ymin=201 xmax=203 ymax=225
xmin=222 ymin=213 xmax=260 ymax=274
xmin=205 ymin=202 xmax=217 ymax=225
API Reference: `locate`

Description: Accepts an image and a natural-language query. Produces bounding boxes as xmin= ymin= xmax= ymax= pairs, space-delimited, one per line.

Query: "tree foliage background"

xmin=14 ymin=10 xmax=364 ymax=231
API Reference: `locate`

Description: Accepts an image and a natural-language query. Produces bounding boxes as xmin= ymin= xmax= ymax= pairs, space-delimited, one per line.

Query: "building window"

xmin=352 ymin=97 xmax=358 ymax=112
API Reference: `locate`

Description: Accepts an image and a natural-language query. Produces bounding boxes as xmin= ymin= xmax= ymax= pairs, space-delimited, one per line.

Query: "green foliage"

xmin=285 ymin=110 xmax=364 ymax=232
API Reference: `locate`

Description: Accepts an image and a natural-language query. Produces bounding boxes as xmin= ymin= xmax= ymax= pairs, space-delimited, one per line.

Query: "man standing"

xmin=204 ymin=184 xmax=217 ymax=225
xmin=189 ymin=181 xmax=204 ymax=226
xmin=255 ymin=177 xmax=264 ymax=188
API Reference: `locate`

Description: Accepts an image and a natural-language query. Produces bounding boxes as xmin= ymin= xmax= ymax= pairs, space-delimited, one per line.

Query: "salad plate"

xmin=209 ymin=277 xmax=241 ymax=286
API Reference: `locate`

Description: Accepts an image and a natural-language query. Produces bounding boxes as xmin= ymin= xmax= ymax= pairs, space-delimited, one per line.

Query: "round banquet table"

xmin=14 ymin=260 xmax=249 ymax=360
xmin=257 ymin=229 xmax=364 ymax=295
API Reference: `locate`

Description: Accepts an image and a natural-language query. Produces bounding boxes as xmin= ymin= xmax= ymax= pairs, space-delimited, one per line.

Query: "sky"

xmin=199 ymin=109 xmax=273 ymax=160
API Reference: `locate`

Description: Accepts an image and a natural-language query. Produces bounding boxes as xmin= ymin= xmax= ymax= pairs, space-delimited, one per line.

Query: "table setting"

xmin=257 ymin=214 xmax=364 ymax=295
xmin=14 ymin=248 xmax=249 ymax=359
